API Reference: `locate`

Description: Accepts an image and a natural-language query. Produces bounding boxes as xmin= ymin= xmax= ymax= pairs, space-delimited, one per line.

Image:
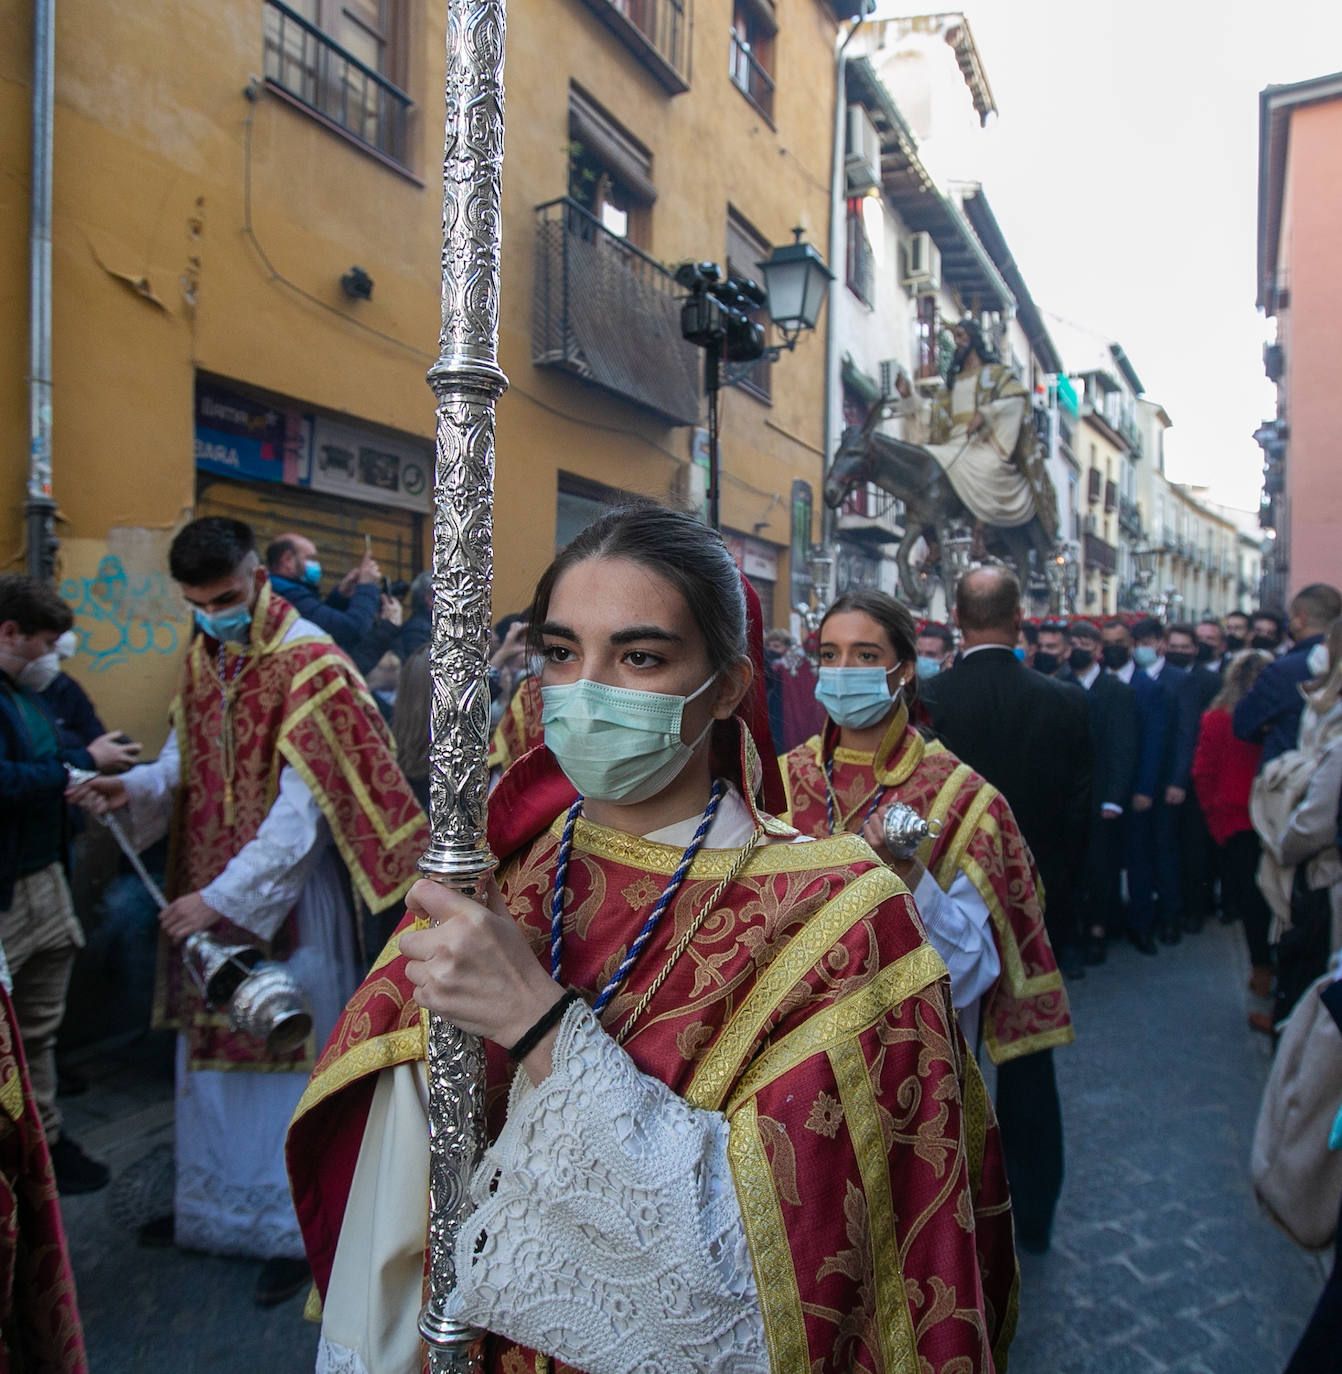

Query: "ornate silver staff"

xmin=417 ymin=0 xmax=509 ymax=1367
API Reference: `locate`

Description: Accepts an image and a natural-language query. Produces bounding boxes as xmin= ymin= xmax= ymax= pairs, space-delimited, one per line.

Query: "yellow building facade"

xmin=2 ymin=0 xmax=848 ymax=749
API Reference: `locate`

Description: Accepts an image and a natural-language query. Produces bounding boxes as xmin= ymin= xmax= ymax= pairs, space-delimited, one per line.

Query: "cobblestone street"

xmin=1004 ymin=918 xmax=1325 ymax=1372
xmin=56 ymin=918 xmax=1326 ymax=1372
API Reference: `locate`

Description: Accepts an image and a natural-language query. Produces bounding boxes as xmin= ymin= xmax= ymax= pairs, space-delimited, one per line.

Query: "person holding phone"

xmin=0 ymin=573 xmax=140 ymax=1194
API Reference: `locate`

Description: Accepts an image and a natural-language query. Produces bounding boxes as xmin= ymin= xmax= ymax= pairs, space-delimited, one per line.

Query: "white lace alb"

xmin=445 ymin=1002 xmax=769 ymax=1374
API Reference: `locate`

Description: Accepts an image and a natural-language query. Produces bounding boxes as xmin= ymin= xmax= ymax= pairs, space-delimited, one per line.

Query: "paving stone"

xmin=1006 ymin=922 xmax=1321 ymax=1372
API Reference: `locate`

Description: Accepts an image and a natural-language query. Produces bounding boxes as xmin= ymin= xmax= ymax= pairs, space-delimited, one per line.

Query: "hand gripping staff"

xmin=417 ymin=0 xmax=509 ymax=1367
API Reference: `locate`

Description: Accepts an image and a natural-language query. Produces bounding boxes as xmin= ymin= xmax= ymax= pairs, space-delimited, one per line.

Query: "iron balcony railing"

xmin=1118 ymin=495 xmax=1142 ymax=538
xmin=730 ymin=31 xmax=775 ymax=121
xmin=531 ymin=198 xmax=701 ymax=426
xmin=1083 ymin=530 xmax=1119 ymax=575
xmin=262 ymin=0 xmax=412 ymax=165
xmin=579 ymin=0 xmax=688 ymax=92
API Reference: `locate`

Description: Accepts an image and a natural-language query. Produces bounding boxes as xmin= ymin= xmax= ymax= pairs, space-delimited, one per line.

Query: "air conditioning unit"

xmin=845 ymin=104 xmax=881 ymax=194
xmin=902 ymin=230 xmax=941 ymax=294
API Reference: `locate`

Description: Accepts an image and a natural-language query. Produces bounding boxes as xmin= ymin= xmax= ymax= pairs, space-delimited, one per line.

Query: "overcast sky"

xmin=896 ymin=0 xmax=1342 ymax=521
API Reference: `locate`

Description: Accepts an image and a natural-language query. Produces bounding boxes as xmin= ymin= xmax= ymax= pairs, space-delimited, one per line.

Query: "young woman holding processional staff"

xmin=781 ymin=588 xmax=1073 ymax=1065
xmin=288 ymin=505 xmax=1015 ymax=1374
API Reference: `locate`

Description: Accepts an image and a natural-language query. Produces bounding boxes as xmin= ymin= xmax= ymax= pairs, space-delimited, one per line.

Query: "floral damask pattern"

xmin=784 ymin=719 xmax=1073 ymax=1064
xmin=156 ymin=581 xmax=428 ymax=1071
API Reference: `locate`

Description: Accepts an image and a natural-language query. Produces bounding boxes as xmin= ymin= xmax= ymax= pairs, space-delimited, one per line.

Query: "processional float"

xmin=417 ymin=0 xmax=510 ymax=1366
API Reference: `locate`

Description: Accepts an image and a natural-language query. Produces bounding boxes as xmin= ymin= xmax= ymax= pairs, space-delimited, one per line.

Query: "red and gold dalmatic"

xmin=155 ymin=580 xmax=429 ymax=1071
xmin=783 ymin=705 xmax=1073 ymax=1065
xmin=289 ymin=745 xmax=1018 ymax=1374
xmin=488 ymin=674 xmax=544 ymax=774
xmin=0 ymin=984 xmax=86 ymax=1372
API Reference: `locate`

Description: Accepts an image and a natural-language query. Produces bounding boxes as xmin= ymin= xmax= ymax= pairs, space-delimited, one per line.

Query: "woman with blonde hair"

xmin=1191 ymin=649 xmax=1273 ymax=1009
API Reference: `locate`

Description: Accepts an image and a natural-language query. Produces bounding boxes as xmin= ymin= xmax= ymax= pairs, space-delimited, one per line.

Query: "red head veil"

xmin=487 ymin=567 xmax=786 ymax=861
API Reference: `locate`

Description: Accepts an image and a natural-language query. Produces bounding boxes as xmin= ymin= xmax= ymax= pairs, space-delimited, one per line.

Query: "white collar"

xmin=960 ymin=642 xmax=1015 ymax=659
xmin=1112 ymin=658 xmax=1135 ymax=684
xmin=1078 ymin=662 xmax=1101 ymax=690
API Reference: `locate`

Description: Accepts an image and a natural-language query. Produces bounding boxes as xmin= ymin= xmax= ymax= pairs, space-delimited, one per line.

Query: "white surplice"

xmin=121 ymin=615 xmax=362 ymax=1259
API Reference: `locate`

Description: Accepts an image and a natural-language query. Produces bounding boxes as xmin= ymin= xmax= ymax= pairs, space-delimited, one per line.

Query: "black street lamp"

xmin=677 ymin=228 xmax=831 ymax=529
xmin=756 ymin=227 xmax=833 ymax=355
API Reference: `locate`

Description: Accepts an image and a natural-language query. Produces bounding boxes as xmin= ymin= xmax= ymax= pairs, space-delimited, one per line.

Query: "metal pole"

xmin=416 ymin=0 xmax=509 ymax=1367
xmin=26 ymin=0 xmax=57 ymax=581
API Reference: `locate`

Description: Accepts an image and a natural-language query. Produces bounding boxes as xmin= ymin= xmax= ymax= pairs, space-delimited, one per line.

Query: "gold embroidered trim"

xmin=685 ymin=866 xmax=907 ymax=1111
xmin=963 ymin=1054 xmax=989 ymax=1197
xmin=302 ymin=1283 xmax=323 ymax=1324
xmin=983 ymin=1020 xmax=1074 ymax=1065
xmin=557 ymin=816 xmax=874 ymax=879
xmin=958 ymin=843 xmax=1062 ymax=999
xmin=723 ymin=944 xmax=948 ymax=1111
xmin=0 ymin=1068 xmax=23 ymax=1123
xmin=727 ymin=1098 xmax=808 ymax=1371
xmin=829 ymin=1039 xmax=918 ymax=1374
xmin=920 ymin=762 xmax=974 ymax=868
xmin=290 ymin=1019 xmax=427 ymax=1127
xmin=931 ymin=779 xmax=997 ymax=892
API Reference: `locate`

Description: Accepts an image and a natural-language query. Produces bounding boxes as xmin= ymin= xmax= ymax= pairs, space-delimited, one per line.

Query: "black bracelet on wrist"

xmin=507 ymin=988 xmax=583 ymax=1063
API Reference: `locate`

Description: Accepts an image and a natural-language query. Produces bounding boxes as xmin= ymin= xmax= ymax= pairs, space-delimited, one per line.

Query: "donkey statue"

xmin=823 ymin=398 xmax=1062 ymax=610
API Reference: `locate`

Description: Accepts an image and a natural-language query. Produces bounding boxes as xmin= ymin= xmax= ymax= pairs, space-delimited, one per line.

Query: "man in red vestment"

xmin=75 ymin=517 xmax=427 ymax=1308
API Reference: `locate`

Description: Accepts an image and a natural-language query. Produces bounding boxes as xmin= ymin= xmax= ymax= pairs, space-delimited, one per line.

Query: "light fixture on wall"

xmin=340 ymin=265 xmax=374 ymax=300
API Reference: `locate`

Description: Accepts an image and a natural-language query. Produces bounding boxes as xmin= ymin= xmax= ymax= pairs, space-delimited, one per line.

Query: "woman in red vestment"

xmin=781 ymin=589 xmax=1072 ymax=1066
xmin=288 ymin=506 xmax=1017 ymax=1374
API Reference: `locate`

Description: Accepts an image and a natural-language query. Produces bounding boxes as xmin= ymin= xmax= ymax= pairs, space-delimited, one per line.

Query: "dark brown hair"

xmin=820 ymin=588 xmax=918 ymax=664
xmin=0 ymin=574 xmax=73 ymax=636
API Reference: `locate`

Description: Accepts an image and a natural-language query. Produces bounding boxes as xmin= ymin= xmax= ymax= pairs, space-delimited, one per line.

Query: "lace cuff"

xmin=447 ymin=1003 xmax=768 ymax=1374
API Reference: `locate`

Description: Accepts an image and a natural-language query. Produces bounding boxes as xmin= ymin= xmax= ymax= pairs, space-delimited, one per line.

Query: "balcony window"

xmin=532 ymin=198 xmax=700 ymax=426
xmin=577 ymin=0 xmax=689 ymax=94
xmin=730 ymin=0 xmax=775 ymax=122
xmin=262 ymin=0 xmax=412 ymax=168
xmin=725 ymin=210 xmax=772 ymax=403
xmin=567 ymin=88 xmax=656 ymax=251
xmin=845 ymin=198 xmax=875 ymax=307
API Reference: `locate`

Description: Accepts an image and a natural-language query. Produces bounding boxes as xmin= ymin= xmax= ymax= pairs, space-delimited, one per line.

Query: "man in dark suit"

xmin=1101 ymin=618 xmax=1169 ymax=954
xmin=1196 ymin=618 xmax=1230 ymax=677
xmin=1131 ymin=619 xmax=1202 ymax=944
xmin=1235 ymin=583 xmax=1342 ymax=765
xmin=921 ymin=566 xmax=1090 ymax=1254
xmin=1059 ymin=621 xmax=1138 ymax=963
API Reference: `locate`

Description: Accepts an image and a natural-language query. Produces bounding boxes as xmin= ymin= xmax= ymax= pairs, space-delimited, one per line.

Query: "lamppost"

xmin=678 ymin=228 xmax=832 ymax=529
xmin=1131 ymin=546 xmax=1159 ymax=611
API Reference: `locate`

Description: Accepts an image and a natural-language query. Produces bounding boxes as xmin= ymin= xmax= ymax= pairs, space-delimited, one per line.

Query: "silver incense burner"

xmin=881 ymin=801 xmax=942 ymax=861
xmin=183 ymin=934 xmax=313 ymax=1056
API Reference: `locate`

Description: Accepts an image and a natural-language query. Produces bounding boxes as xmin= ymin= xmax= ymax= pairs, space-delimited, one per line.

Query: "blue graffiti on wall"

xmin=61 ymin=557 xmax=182 ymax=672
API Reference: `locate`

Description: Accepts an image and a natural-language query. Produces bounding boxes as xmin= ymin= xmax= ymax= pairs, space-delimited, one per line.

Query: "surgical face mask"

xmin=814 ymin=665 xmax=902 ymax=729
xmin=17 ymin=651 xmax=60 ymax=693
xmin=54 ymin=630 xmax=78 ymax=661
xmin=1101 ymin=645 xmax=1130 ymax=671
xmin=303 ymin=559 xmax=322 ymax=587
xmin=1195 ymin=642 xmax=1215 ymax=664
xmin=1067 ymin=647 xmax=1095 ymax=674
xmin=1225 ymin=634 xmax=1246 ymax=653
xmin=541 ymin=673 xmax=718 ymax=805
xmin=1033 ymin=651 xmax=1060 ymax=675
xmin=1251 ymin=635 xmax=1278 ymax=653
xmin=1164 ymin=649 xmax=1194 ymax=671
xmin=194 ymin=604 xmax=252 ymax=645
xmin=915 ymin=655 xmax=942 ymax=681
xmin=1133 ymin=645 xmax=1158 ymax=670
xmin=1013 ymin=646 xmax=1027 ymax=662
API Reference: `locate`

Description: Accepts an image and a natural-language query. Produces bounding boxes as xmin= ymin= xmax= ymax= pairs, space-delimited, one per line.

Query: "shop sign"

xmin=308 ymin=417 xmax=433 ymax=513
xmin=194 ymin=383 xmax=286 ymax=482
xmin=724 ymin=532 xmax=779 ymax=582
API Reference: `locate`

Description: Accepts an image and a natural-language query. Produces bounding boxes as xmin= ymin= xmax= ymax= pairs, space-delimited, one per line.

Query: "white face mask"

xmin=17 ymin=651 xmax=60 ymax=693
xmin=54 ymin=630 xmax=78 ymax=660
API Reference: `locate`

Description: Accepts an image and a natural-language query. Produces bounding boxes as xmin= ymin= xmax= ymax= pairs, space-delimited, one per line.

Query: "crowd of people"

xmin=0 ymin=502 xmax=1338 ymax=1372
xmin=995 ymin=585 xmax=1342 ymax=1046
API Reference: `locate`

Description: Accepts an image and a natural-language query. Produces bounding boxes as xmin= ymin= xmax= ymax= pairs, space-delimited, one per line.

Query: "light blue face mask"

xmin=541 ymin=673 xmax=718 ymax=804
xmin=1013 ymin=646 xmax=1027 ymax=662
xmin=303 ymin=559 xmax=322 ymax=587
xmin=915 ymin=656 xmax=942 ymax=681
xmin=194 ymin=604 xmax=252 ymax=645
xmin=1134 ymin=645 xmax=1158 ymax=670
xmin=814 ymin=665 xmax=902 ymax=729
